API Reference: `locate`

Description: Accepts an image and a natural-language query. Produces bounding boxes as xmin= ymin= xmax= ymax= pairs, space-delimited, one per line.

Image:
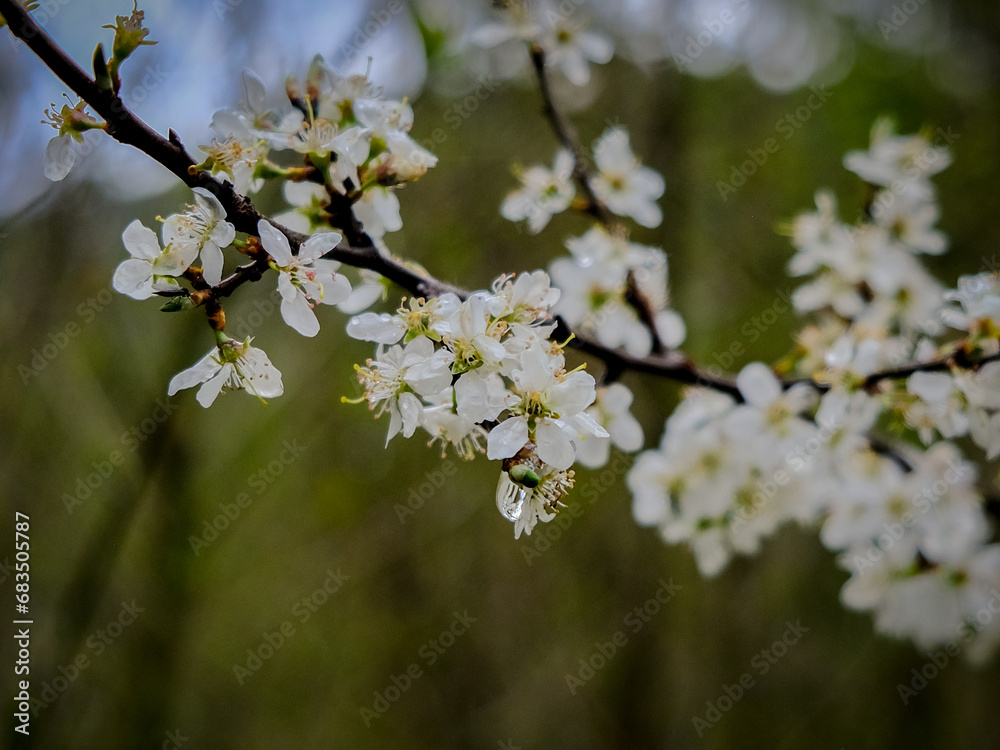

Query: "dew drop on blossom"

xmin=496 ymin=473 xmax=527 ymax=522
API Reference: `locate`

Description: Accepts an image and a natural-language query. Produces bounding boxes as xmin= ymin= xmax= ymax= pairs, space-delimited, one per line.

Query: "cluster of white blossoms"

xmin=61 ymin=1 xmax=1000 ymax=662
xmin=627 ymin=121 xmax=1000 ymax=662
xmin=470 ymin=0 xmax=614 ymax=87
xmin=346 ymin=271 xmax=610 ymax=539
xmin=201 ymin=56 xmax=437 ymax=199
xmin=110 ymin=56 xmax=439 ymax=406
xmin=112 ymin=187 xmax=235 ymax=297
xmin=502 ymin=129 xmax=683 ymax=357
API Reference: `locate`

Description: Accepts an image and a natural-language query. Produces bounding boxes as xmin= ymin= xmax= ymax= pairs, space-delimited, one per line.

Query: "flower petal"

xmin=168 ymin=350 xmax=222 ymax=395
xmin=281 ymin=291 xmax=320 ymax=337
xmin=112 ymin=258 xmax=154 ymax=300
xmin=487 ymin=417 xmax=529 ymax=460
xmin=737 ymin=362 xmax=782 ymax=408
xmin=299 ymin=230 xmax=342 ymax=263
xmin=535 ymin=419 xmax=575 ymax=469
xmin=122 ymin=220 xmax=161 ymax=260
xmin=200 ymin=244 xmax=224 ymax=286
xmin=258 ymin=219 xmax=293 ymax=266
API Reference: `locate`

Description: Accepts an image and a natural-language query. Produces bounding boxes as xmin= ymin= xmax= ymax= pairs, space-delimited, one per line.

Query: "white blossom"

xmin=590 ymin=127 xmax=664 ymax=228
xmin=162 ymin=188 xmax=236 ymax=287
xmin=258 ymin=220 xmax=350 ymax=337
xmin=168 ymin=337 xmax=283 ymax=407
xmin=112 ymin=220 xmax=194 ymax=300
xmin=500 ymin=149 xmax=575 ymax=233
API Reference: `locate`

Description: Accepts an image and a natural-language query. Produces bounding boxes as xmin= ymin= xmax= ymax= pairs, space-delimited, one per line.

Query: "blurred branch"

xmin=528 ymin=44 xmax=615 ymax=227
xmin=528 ymin=44 xmax=666 ymax=355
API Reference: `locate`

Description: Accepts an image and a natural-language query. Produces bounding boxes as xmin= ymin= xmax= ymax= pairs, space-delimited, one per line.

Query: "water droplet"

xmin=496 ymin=473 xmax=527 ymax=522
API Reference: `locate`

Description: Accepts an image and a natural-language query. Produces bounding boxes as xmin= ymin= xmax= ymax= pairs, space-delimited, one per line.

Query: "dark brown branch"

xmin=0 ymin=0 xmax=456 ymax=302
xmin=552 ymin=316 xmax=744 ymax=401
xmin=528 ymin=44 xmax=665 ymax=355
xmin=860 ymin=348 xmax=1000 ymax=390
xmin=786 ymin=347 xmax=1000 ymax=395
xmin=529 ymin=44 xmax=615 ymax=227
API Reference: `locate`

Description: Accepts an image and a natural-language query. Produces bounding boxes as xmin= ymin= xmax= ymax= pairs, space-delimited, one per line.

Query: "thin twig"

xmin=528 ymin=44 xmax=615 ymax=227
xmin=528 ymin=44 xmax=665 ymax=354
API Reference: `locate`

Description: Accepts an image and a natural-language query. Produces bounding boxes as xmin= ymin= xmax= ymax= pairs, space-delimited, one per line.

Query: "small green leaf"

xmin=93 ymin=44 xmax=112 ymax=92
xmin=159 ymin=297 xmax=193 ymax=312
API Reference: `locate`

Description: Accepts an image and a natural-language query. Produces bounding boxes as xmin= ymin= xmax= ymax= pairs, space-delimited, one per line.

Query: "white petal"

xmin=338 ymin=281 xmax=385 ymax=314
xmin=609 ymin=413 xmax=644 ymax=451
xmin=737 ymin=362 xmax=782 ymax=408
xmin=258 ymin=220 xmax=293 ymax=266
xmin=398 ymin=392 xmax=422 ymax=438
xmin=535 ymin=420 xmax=576 ymax=469
xmin=168 ymin=351 xmax=222 ymax=395
xmin=312 ymin=266 xmax=352 ymax=305
xmin=299 ymin=230 xmax=342 ymax=263
xmin=281 ymin=292 xmax=320 ymax=336
xmin=242 ymin=69 xmax=267 ymax=113
xmin=487 ymin=417 xmax=529 ymax=460
xmin=575 ymin=434 xmax=611 ymax=469
xmin=195 ymin=368 xmax=230 ymax=407
xmin=122 ymin=220 xmax=161 ymax=260
xmin=43 ymin=134 xmax=75 ymax=181
xmin=346 ymin=312 xmax=405 ymax=344
xmin=277 ymin=271 xmax=298 ymax=302
xmin=579 ymin=32 xmax=614 ymax=63
xmin=469 ymin=23 xmax=516 ymax=48
xmin=192 ymin=187 xmax=229 ymax=224
xmin=200 ymin=244 xmax=224 ymax=287
xmin=112 ymin=259 xmax=154 ymax=300
xmin=548 ymin=370 xmax=597 ymax=417
xmin=908 ymin=372 xmax=955 ymax=403
xmin=654 ymin=310 xmax=686 ymax=348
xmin=240 ymin=347 xmax=283 ymax=398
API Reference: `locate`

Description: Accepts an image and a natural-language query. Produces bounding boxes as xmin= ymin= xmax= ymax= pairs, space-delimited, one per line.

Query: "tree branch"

xmin=528 ymin=44 xmax=666 ymax=355
xmin=528 ymin=44 xmax=615 ymax=227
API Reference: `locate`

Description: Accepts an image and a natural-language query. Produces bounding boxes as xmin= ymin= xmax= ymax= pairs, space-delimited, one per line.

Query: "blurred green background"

xmin=2 ymin=1 xmax=1000 ymax=748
